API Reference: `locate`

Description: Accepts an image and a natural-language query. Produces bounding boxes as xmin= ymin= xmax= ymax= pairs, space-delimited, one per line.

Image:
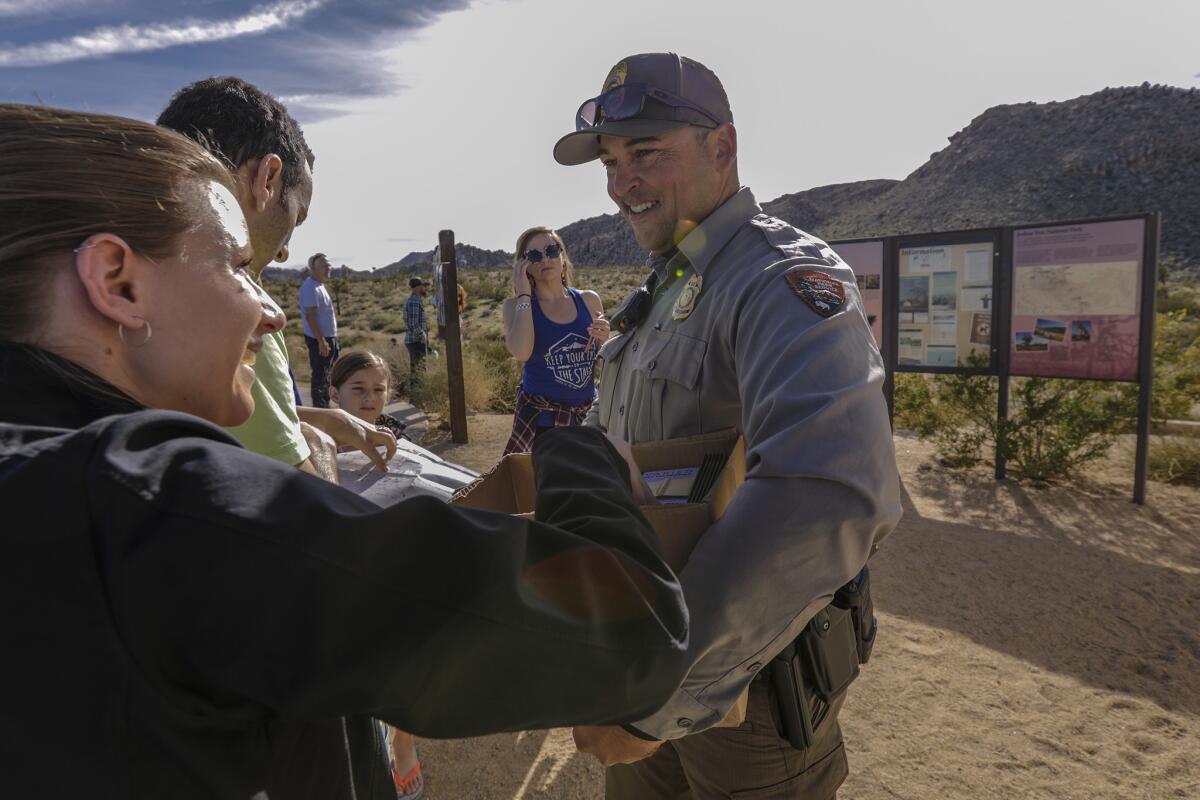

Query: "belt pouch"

xmin=800 ymin=605 xmax=861 ymax=702
xmin=833 ymin=565 xmax=877 ymax=664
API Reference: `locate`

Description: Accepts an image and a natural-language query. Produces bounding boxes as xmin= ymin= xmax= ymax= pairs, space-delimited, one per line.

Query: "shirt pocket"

xmin=597 ymin=333 xmax=634 ymax=432
xmin=642 ymin=329 xmax=707 ymax=441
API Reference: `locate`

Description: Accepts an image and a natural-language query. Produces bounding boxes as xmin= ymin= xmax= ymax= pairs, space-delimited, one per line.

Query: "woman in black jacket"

xmin=0 ymin=104 xmax=685 ymax=799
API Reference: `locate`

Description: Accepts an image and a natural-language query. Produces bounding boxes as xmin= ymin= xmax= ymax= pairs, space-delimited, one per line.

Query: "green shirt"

xmin=223 ymin=329 xmax=311 ymax=465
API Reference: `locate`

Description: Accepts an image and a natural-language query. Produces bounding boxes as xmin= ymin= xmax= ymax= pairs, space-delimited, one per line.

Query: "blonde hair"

xmin=512 ymin=226 xmax=573 ymax=295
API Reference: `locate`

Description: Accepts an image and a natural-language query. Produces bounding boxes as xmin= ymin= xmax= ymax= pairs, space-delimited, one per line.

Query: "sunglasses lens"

xmin=576 ymin=99 xmax=598 ymax=130
xmin=525 ymin=250 xmax=543 ymax=263
xmin=545 ymin=243 xmax=561 ymax=258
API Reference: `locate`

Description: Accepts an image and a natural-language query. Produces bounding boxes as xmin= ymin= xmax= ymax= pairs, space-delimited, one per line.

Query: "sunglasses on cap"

xmin=575 ymin=83 xmax=720 ymax=131
xmin=523 ymin=243 xmax=562 ymax=263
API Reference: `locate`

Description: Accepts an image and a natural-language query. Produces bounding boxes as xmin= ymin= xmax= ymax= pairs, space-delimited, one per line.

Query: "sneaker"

xmin=392 ymin=761 xmax=424 ymax=800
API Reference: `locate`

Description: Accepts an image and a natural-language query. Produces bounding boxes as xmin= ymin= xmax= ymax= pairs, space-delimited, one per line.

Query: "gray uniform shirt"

xmin=588 ymin=187 xmax=902 ymax=739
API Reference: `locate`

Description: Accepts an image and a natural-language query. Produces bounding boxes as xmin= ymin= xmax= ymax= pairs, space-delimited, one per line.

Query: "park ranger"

xmin=556 ymin=53 xmax=903 ymax=798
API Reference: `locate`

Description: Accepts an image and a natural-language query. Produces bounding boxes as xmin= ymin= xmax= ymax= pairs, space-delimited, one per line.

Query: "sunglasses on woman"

xmin=524 ymin=243 xmax=562 ymax=262
xmin=575 ymin=83 xmax=720 ymax=130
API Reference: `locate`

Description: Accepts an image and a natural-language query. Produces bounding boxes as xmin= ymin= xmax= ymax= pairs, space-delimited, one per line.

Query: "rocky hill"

xmin=823 ymin=83 xmax=1199 ymax=277
xmin=374 ymin=242 xmax=512 ymax=274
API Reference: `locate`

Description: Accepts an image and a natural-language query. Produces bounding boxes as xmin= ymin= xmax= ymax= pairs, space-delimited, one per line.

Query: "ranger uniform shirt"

xmin=589 ymin=187 xmax=903 ymax=739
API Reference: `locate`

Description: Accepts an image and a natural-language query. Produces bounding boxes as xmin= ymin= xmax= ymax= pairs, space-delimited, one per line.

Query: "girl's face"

xmin=331 ymin=366 xmax=390 ymax=422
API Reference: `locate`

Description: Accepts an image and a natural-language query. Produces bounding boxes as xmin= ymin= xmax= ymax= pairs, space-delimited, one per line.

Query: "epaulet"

xmin=748 ymin=214 xmax=840 ymax=266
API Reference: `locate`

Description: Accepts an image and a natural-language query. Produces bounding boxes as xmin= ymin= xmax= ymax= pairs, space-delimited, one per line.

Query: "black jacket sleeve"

xmin=86 ymin=413 xmax=688 ymax=737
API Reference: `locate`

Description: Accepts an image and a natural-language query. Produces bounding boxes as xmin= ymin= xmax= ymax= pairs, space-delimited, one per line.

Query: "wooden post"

xmin=438 ymin=230 xmax=469 ymax=444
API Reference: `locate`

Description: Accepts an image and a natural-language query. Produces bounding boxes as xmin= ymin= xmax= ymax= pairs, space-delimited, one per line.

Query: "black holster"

xmin=770 ymin=565 xmax=877 ymax=750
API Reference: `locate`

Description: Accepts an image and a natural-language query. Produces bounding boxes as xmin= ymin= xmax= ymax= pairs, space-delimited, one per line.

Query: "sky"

xmin=2 ymin=0 xmax=1198 ymax=270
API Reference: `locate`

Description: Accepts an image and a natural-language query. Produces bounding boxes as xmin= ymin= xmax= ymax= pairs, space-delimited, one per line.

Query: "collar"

xmin=673 ymin=186 xmax=761 ymax=276
xmin=0 ymin=343 xmax=143 ymax=429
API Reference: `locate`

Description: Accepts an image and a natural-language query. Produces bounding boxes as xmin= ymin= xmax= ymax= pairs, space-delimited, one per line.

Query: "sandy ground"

xmin=416 ymin=416 xmax=1200 ymax=799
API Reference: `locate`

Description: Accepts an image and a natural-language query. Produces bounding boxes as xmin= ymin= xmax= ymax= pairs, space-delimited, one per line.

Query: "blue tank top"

xmin=521 ymin=288 xmax=598 ymax=407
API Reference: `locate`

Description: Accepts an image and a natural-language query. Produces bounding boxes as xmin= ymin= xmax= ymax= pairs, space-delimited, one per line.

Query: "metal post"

xmin=1132 ymin=214 xmax=1160 ymax=504
xmin=438 ymin=230 xmax=469 ymax=444
xmin=883 ymin=237 xmax=897 ymax=429
xmin=994 ymin=230 xmax=1011 ymax=481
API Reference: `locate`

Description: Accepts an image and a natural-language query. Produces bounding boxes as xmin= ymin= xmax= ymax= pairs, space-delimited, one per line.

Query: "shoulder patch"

xmin=785 ymin=270 xmax=845 ymax=317
xmin=749 ymin=215 xmax=838 ymax=265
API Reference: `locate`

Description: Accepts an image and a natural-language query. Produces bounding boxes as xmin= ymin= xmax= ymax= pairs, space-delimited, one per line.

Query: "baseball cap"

xmin=409 ymin=277 xmax=428 ymax=288
xmin=553 ymin=53 xmax=732 ymax=166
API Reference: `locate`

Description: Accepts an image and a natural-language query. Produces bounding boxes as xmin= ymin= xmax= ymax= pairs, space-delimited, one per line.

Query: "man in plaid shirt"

xmin=404 ymin=277 xmax=431 ymax=391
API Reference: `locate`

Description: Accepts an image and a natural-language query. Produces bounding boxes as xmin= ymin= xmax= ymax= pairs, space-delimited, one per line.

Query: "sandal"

xmin=392 ymin=760 xmax=425 ymax=800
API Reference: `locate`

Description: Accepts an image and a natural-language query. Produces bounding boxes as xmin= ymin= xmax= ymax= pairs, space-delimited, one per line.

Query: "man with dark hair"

xmin=158 ymin=80 xmax=393 ymax=472
xmin=557 ymin=53 xmax=902 ymax=798
xmin=404 ymin=277 xmax=431 ymax=392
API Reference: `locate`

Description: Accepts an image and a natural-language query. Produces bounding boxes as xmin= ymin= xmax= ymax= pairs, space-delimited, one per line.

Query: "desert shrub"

xmin=396 ymin=345 xmax=497 ymax=417
xmin=997 ymin=377 xmax=1126 ymax=482
xmin=383 ymin=318 xmax=408 ymax=335
xmin=1112 ymin=306 xmax=1200 ymax=425
xmin=470 ymin=338 xmax=522 ymax=413
xmin=899 ymin=352 xmax=1120 ymax=480
xmin=917 ymin=358 xmax=999 ymax=468
xmin=892 ymin=373 xmax=937 ymax=435
xmin=1146 ymin=435 xmax=1200 ymax=486
xmin=365 ymin=310 xmax=401 ymax=332
xmin=338 ymin=332 xmax=371 ymax=349
xmin=460 ymin=271 xmax=512 ymax=303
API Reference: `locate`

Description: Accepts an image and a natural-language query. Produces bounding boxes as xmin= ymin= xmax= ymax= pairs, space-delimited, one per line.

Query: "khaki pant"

xmin=605 ymin=681 xmax=847 ymax=799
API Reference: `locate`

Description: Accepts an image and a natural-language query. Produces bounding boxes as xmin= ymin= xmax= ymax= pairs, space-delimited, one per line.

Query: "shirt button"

xmin=654 ymin=322 xmax=663 ymax=331
xmin=648 ymin=360 xmax=657 ymax=371
xmin=747 ymin=662 xmax=762 ymax=672
xmin=677 ymin=718 xmax=692 ymax=728
xmin=619 ymin=405 xmax=625 ymax=416
xmin=632 ymin=342 xmax=639 ymax=352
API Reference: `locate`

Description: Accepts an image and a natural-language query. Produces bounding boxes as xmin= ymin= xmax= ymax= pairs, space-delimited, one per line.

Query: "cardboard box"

xmin=451 ymin=429 xmax=750 ymax=727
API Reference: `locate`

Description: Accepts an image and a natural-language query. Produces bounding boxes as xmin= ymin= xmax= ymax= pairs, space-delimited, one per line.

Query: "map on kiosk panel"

xmin=1014 ymin=261 xmax=1138 ymax=317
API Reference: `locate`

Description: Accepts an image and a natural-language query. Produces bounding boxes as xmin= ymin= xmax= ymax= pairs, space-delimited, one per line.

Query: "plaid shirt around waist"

xmin=503 ymin=387 xmax=595 ymax=455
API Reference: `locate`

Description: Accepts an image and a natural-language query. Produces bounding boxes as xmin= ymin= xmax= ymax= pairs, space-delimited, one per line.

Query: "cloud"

xmin=0 ymin=1 xmax=325 ymax=67
xmin=0 ymin=0 xmax=472 ymax=122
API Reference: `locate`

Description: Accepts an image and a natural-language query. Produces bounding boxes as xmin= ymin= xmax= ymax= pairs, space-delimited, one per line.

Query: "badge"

xmin=785 ymin=270 xmax=844 ymax=317
xmin=672 ymin=274 xmax=703 ymax=321
xmin=602 ymin=61 xmax=628 ymax=93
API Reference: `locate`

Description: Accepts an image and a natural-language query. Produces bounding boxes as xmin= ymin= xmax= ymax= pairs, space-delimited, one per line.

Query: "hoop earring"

xmin=117 ymin=316 xmax=152 ymax=348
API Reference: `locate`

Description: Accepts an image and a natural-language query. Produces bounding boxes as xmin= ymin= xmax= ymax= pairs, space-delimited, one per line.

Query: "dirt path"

xmin=419 ymin=416 xmax=1200 ymax=799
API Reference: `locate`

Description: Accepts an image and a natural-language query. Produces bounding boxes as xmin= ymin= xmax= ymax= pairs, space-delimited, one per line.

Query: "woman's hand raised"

xmin=513 ymin=257 xmax=532 ymax=297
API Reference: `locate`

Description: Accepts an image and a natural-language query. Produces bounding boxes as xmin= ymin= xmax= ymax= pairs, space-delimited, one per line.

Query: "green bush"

xmin=897 ymin=352 xmax=1120 ymax=481
xmin=897 ymin=281 xmax=1200 ymax=482
xmin=1147 ymin=435 xmax=1200 ymax=486
xmin=997 ymin=376 xmax=1126 ymax=482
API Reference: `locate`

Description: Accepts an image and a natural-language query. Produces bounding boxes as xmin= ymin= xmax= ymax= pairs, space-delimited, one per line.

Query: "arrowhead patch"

xmin=785 ymin=270 xmax=844 ymax=317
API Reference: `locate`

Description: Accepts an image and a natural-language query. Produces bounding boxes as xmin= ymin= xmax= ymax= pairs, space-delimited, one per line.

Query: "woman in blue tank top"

xmin=502 ymin=226 xmax=609 ymax=454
